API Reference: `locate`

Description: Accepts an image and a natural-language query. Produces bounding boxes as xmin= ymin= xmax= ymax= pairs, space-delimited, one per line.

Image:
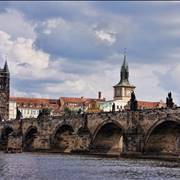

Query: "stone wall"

xmin=7 ymin=136 xmax=22 ymax=152
xmin=0 ymin=108 xmax=180 ymax=156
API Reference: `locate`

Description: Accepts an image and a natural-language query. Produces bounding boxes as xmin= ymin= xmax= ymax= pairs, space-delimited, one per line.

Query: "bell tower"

xmin=113 ymin=52 xmax=135 ymax=101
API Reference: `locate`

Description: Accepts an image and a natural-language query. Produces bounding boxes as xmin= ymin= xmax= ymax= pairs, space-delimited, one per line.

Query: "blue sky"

xmin=0 ymin=1 xmax=180 ymax=104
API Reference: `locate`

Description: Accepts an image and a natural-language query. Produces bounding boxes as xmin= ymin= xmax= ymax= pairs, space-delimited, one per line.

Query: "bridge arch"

xmin=90 ymin=120 xmax=124 ymax=155
xmin=144 ymin=118 xmax=180 ymax=155
xmin=51 ymin=123 xmax=75 ymax=153
xmin=0 ymin=126 xmax=14 ymax=150
xmin=23 ymin=126 xmax=38 ymax=151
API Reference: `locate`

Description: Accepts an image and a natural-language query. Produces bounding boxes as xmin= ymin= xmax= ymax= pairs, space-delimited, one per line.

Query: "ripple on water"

xmin=0 ymin=153 xmax=179 ymax=180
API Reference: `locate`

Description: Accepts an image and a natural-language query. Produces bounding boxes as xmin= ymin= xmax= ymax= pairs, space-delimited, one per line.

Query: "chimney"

xmin=98 ymin=91 xmax=101 ymax=99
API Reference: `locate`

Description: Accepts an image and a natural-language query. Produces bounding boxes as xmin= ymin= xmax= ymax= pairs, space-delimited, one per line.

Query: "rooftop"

xmin=137 ymin=100 xmax=165 ymax=109
xmin=10 ymin=97 xmax=59 ymax=104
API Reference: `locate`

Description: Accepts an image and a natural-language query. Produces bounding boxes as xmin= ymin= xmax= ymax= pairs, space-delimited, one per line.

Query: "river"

xmin=0 ymin=153 xmax=179 ymax=180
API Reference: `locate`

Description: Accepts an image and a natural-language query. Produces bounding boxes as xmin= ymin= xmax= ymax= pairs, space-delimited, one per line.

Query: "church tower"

xmin=113 ymin=53 xmax=135 ymax=101
xmin=0 ymin=61 xmax=10 ymax=120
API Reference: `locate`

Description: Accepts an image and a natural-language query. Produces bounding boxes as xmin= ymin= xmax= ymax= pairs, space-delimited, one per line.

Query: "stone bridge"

xmin=0 ymin=108 xmax=180 ymax=156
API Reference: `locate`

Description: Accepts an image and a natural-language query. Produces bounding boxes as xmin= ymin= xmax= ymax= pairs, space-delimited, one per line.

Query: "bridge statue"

xmin=130 ymin=91 xmax=137 ymax=111
xmin=16 ymin=107 xmax=23 ymax=120
xmin=166 ymin=92 xmax=174 ymax=108
xmin=112 ymin=103 xmax=115 ymax=112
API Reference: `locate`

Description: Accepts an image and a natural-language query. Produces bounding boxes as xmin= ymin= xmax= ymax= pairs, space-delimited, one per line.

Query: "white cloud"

xmin=0 ymin=8 xmax=36 ymax=39
xmin=34 ymin=55 xmax=172 ymax=103
xmin=42 ymin=18 xmax=67 ymax=34
xmin=95 ymin=30 xmax=116 ymax=45
xmin=0 ymin=30 xmax=50 ymax=80
xmin=131 ymin=63 xmax=168 ymax=102
xmin=35 ymin=13 xmax=137 ymax=61
xmin=0 ymin=29 xmax=172 ymax=102
xmin=0 ymin=27 xmax=175 ymax=103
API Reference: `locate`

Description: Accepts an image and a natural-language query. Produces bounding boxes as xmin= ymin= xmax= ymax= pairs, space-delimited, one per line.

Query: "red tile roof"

xmin=10 ymin=97 xmax=56 ymax=103
xmin=137 ymin=101 xmax=165 ymax=109
xmin=60 ymin=97 xmax=85 ymax=103
xmin=60 ymin=97 xmax=105 ymax=104
xmin=10 ymin=97 xmax=60 ymax=110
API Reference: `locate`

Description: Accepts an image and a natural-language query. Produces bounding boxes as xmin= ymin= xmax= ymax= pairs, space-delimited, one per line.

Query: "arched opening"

xmin=91 ymin=122 xmax=123 ymax=155
xmin=23 ymin=127 xmax=38 ymax=151
xmin=145 ymin=121 xmax=180 ymax=155
xmin=0 ymin=126 xmax=13 ymax=150
xmin=52 ymin=125 xmax=75 ymax=153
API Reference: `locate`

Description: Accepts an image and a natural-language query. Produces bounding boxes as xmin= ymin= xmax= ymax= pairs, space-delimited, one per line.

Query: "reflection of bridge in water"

xmin=0 ymin=108 xmax=180 ymax=157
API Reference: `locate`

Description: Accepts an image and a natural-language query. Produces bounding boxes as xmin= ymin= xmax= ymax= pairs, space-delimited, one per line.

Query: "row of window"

xmin=20 ymin=109 xmax=40 ymax=116
xmin=18 ymin=103 xmax=50 ymax=108
xmin=65 ymin=103 xmax=82 ymax=107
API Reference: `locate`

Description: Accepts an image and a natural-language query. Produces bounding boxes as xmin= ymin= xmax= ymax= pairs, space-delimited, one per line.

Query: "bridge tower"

xmin=0 ymin=61 xmax=10 ymax=120
xmin=113 ymin=52 xmax=135 ymax=101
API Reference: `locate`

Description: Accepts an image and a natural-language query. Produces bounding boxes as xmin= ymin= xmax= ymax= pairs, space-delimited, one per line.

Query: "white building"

xmin=99 ymin=100 xmax=113 ymax=112
xmin=9 ymin=99 xmax=17 ymax=120
xmin=9 ymin=97 xmax=60 ymax=120
xmin=9 ymin=99 xmax=40 ymax=120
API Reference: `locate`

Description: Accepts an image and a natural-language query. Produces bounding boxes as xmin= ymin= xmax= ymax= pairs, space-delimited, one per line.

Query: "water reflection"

xmin=0 ymin=153 xmax=179 ymax=180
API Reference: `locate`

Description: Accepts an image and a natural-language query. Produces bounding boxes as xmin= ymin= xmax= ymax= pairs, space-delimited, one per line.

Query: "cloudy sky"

xmin=0 ymin=1 xmax=180 ymax=104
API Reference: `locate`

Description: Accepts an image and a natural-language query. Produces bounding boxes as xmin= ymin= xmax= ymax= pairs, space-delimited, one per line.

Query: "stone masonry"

xmin=0 ymin=108 xmax=180 ymax=156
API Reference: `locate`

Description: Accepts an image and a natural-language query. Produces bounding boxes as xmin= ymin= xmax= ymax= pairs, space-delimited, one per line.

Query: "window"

xmin=116 ymin=89 xmax=119 ymax=96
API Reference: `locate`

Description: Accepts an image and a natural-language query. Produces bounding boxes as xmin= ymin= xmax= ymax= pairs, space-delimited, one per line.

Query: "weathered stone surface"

xmin=0 ymin=108 xmax=180 ymax=156
xmin=7 ymin=136 xmax=22 ymax=152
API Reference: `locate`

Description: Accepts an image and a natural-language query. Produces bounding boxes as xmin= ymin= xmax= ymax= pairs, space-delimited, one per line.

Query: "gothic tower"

xmin=113 ymin=53 xmax=135 ymax=101
xmin=0 ymin=61 xmax=10 ymax=120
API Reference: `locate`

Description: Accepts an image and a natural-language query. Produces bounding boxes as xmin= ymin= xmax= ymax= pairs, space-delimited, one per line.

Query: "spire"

xmin=122 ymin=48 xmax=128 ymax=68
xmin=4 ymin=61 xmax=9 ymax=73
xmin=120 ymin=48 xmax=129 ymax=85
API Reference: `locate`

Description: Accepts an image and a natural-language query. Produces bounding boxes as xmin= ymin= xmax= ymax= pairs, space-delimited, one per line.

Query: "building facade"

xmin=99 ymin=100 xmax=113 ymax=112
xmin=0 ymin=61 xmax=10 ymax=120
xmin=59 ymin=94 xmax=105 ymax=113
xmin=9 ymin=95 xmax=105 ymax=120
xmin=9 ymin=97 xmax=61 ymax=120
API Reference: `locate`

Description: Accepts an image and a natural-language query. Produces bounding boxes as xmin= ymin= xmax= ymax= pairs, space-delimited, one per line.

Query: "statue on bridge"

xmin=112 ymin=103 xmax=115 ymax=112
xmin=130 ymin=91 xmax=137 ymax=111
xmin=16 ymin=107 xmax=23 ymax=120
xmin=166 ymin=92 xmax=174 ymax=108
xmin=16 ymin=107 xmax=23 ymax=136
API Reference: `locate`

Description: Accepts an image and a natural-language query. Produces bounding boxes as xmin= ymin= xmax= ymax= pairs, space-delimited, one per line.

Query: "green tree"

xmin=64 ymin=107 xmax=71 ymax=114
xmin=38 ymin=108 xmax=51 ymax=119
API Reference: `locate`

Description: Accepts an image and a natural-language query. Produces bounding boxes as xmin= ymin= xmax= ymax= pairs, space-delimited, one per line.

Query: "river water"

xmin=0 ymin=153 xmax=179 ymax=180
